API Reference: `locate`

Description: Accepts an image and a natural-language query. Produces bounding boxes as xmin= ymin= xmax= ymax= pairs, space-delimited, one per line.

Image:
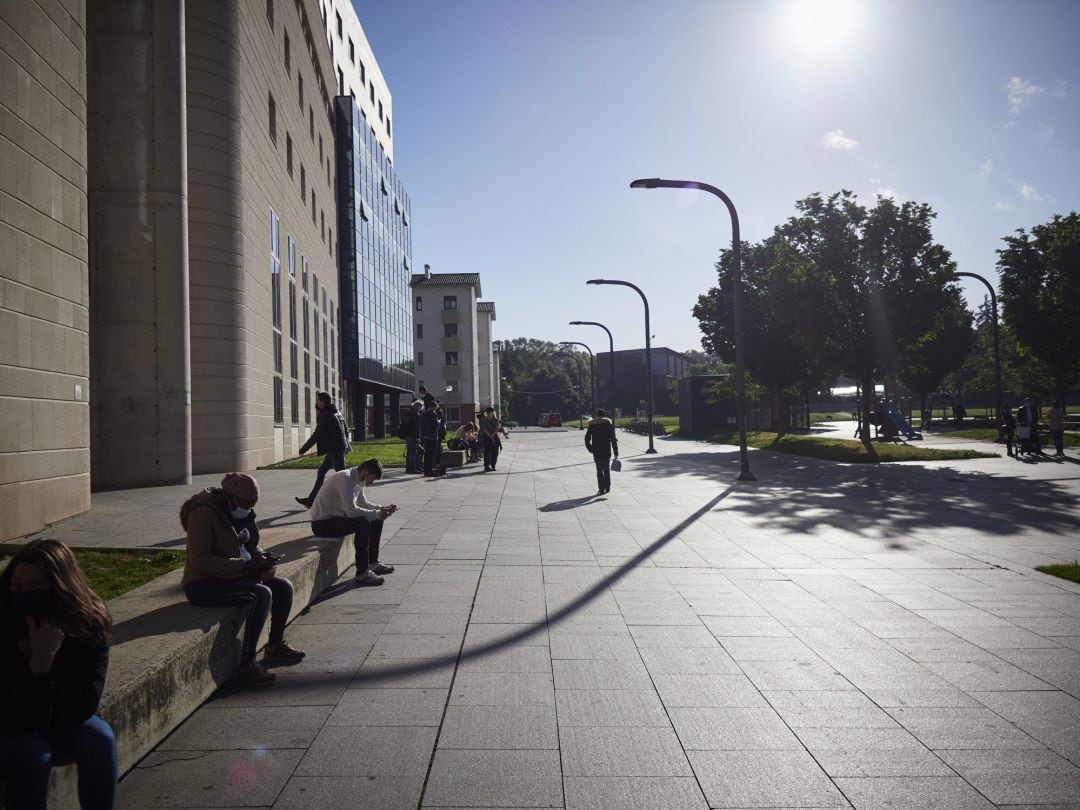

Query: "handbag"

xmin=610 ymin=458 xmax=622 ymax=472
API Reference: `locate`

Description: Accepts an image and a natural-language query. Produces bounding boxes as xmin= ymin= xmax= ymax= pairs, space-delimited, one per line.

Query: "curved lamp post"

xmin=570 ymin=320 xmax=615 ymax=415
xmin=955 ymin=271 xmax=1004 ymax=440
xmin=586 ymin=279 xmax=657 ymax=453
xmin=629 ymin=177 xmax=754 ymax=480
xmin=556 ymin=351 xmax=587 ymax=427
xmin=560 ymin=341 xmax=596 ymax=414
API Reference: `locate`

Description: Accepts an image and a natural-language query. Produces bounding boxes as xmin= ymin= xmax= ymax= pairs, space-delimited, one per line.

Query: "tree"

xmin=997 ymin=212 xmax=1080 ymax=404
xmin=897 ymin=288 xmax=974 ymax=417
xmin=498 ymin=338 xmax=578 ymax=425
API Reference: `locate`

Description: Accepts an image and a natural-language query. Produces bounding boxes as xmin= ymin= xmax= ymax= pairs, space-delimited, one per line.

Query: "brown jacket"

xmin=180 ymin=488 xmax=260 ymax=587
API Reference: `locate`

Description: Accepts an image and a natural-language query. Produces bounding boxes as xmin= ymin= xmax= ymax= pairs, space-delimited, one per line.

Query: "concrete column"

xmin=87 ymin=0 xmax=191 ymax=488
xmin=372 ymin=390 xmax=386 ymax=439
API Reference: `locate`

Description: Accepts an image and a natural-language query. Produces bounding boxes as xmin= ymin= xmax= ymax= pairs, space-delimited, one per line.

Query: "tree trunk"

xmin=858 ymin=374 xmax=879 ymax=461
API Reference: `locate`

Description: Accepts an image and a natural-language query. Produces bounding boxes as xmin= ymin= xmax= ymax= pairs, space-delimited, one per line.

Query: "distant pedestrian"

xmin=419 ymin=396 xmax=442 ymax=476
xmin=480 ymin=407 xmax=502 ymax=471
xmin=0 ymin=539 xmax=118 ymax=809
xmin=1017 ymin=396 xmax=1044 ymax=455
xmin=399 ymin=399 xmax=423 ymax=473
xmin=1000 ymin=405 xmax=1017 ymax=457
xmin=295 ymin=392 xmax=351 ymax=508
xmin=584 ymin=408 xmax=619 ymax=495
xmin=1047 ymin=401 xmax=1066 ymax=457
xmin=308 ymin=460 xmax=398 ymax=586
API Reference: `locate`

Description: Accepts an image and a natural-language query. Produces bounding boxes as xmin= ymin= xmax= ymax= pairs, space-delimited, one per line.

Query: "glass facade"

xmin=335 ymin=95 xmax=414 ymax=393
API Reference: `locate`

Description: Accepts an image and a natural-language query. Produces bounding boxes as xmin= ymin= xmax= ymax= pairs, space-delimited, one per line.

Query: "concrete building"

xmin=597 ymin=346 xmax=690 ymax=417
xmin=411 ymin=268 xmax=498 ymax=427
xmin=0 ymin=1 xmax=359 ymax=541
xmin=476 ymin=303 xmax=502 ymax=415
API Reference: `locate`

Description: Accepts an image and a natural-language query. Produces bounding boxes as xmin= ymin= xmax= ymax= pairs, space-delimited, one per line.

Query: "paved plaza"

xmin=44 ymin=428 xmax=1080 ymax=808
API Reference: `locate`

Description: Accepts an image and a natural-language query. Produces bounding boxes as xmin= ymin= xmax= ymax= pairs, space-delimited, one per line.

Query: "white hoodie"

xmin=309 ymin=468 xmax=382 ymax=522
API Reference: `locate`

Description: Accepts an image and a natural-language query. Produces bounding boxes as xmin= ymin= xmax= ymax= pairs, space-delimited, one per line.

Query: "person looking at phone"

xmin=307 ymin=459 xmax=398 ymax=587
xmin=180 ymin=473 xmax=305 ymax=687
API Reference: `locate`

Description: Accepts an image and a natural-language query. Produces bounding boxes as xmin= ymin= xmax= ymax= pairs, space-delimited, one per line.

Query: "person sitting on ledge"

xmin=0 ymin=538 xmax=118 ymax=810
xmin=307 ymin=459 xmax=398 ymax=587
xmin=181 ymin=473 xmax=305 ymax=688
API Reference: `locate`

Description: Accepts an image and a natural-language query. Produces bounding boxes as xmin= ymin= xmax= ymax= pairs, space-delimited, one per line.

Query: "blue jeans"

xmin=405 ymin=436 xmax=419 ymax=471
xmin=184 ymin=576 xmax=293 ymax=663
xmin=307 ymin=449 xmax=346 ymax=500
xmin=0 ymin=714 xmax=117 ymax=809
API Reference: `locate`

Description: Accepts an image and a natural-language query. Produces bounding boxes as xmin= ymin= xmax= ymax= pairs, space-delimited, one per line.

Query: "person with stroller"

xmin=1000 ymin=405 xmax=1017 ymax=457
xmin=1016 ymin=396 xmax=1045 ymax=456
xmin=1047 ymin=401 xmax=1066 ymax=458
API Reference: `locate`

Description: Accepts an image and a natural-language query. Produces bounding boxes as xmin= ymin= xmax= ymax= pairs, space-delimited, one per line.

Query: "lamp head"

xmin=586 ymin=279 xmax=607 ymax=285
xmin=630 ymin=178 xmax=662 ymax=189
xmin=569 ymin=320 xmax=583 ymax=325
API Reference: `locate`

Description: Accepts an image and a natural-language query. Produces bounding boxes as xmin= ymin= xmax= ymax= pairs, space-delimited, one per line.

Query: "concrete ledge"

xmin=442 ymin=449 xmax=467 ymax=467
xmin=45 ymin=527 xmax=352 ymax=805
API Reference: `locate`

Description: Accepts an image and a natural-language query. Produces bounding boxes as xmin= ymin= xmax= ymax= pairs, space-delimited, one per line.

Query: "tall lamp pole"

xmin=570 ymin=321 xmax=615 ymax=415
xmin=629 ymin=177 xmax=754 ymax=480
xmin=955 ymin=271 xmax=1004 ymax=440
xmin=560 ymin=341 xmax=595 ymax=414
xmin=556 ymin=351 xmax=587 ymax=427
xmin=586 ymin=279 xmax=656 ymax=454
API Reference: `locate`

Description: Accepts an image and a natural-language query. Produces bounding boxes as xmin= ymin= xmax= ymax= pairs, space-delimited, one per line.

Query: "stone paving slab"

xmin=33 ymin=425 xmax=1078 ymax=808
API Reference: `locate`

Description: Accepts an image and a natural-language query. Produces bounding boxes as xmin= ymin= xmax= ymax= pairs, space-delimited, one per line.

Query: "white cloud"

xmin=875 ymin=186 xmax=899 ymax=201
xmin=1018 ymin=181 xmax=1045 ymax=202
xmin=1006 ymin=76 xmax=1042 ymax=115
xmin=1035 ymin=123 xmax=1055 ymax=144
xmin=1052 ymin=79 xmax=1068 ymax=98
xmin=994 ymin=201 xmax=1012 ymax=211
xmin=821 ymin=129 xmax=859 ymax=150
xmin=977 ymin=158 xmax=994 ymax=178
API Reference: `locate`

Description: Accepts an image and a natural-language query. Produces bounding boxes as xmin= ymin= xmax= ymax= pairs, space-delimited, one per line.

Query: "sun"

xmin=784 ymin=0 xmax=860 ymax=53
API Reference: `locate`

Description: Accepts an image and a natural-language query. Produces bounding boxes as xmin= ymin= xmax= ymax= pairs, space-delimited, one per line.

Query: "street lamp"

xmin=630 ymin=177 xmax=754 ymax=480
xmin=954 ymin=272 xmax=1004 ymax=440
xmin=570 ymin=321 xmax=615 ymax=416
xmin=560 ymin=341 xmax=596 ymax=414
xmin=556 ymin=351 xmax=587 ymax=428
xmin=586 ymin=279 xmax=657 ymax=453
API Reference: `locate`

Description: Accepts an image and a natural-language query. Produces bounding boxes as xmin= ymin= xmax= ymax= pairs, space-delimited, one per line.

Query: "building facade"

xmin=411 ymin=268 xmax=499 ymax=427
xmin=597 ymin=347 xmax=690 ymax=417
xmin=476 ymin=302 xmax=501 ymax=414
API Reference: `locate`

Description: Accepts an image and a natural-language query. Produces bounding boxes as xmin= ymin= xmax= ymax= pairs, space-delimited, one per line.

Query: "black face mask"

xmin=10 ymin=589 xmax=56 ymax=619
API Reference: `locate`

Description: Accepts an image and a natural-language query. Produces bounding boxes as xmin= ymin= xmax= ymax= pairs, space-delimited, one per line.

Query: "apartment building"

xmin=476 ymin=302 xmax=502 ymax=415
xmin=411 ymin=268 xmax=499 ymax=427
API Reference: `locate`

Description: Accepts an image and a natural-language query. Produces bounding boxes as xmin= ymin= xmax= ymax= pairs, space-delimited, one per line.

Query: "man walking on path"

xmin=480 ymin=406 xmax=502 ymax=471
xmin=307 ymin=459 xmax=397 ymax=586
xmin=585 ymin=408 xmax=619 ymax=495
xmin=295 ymin=392 xmax=351 ymax=508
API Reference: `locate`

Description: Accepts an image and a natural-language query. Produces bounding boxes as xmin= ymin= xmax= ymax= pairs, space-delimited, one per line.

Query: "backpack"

xmin=397 ymin=415 xmax=413 ymax=440
xmin=335 ymin=411 xmax=350 ymax=452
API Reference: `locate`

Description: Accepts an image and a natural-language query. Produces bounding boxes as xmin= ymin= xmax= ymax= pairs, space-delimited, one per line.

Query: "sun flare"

xmin=784 ymin=0 xmax=859 ymax=53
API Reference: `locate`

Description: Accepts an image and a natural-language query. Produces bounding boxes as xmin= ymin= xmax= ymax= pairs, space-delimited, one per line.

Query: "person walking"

xmin=295 ymin=392 xmax=351 ymax=508
xmin=1000 ymin=405 xmax=1017 ymax=457
xmin=584 ymin=408 xmax=619 ymax=495
xmin=308 ymin=460 xmax=398 ymax=586
xmin=419 ymin=396 xmax=442 ymax=476
xmin=1047 ymin=401 xmax=1066 ymax=457
xmin=480 ymin=407 xmax=502 ymax=471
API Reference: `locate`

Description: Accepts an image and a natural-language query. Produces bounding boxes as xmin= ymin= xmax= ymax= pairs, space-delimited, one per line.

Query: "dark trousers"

xmin=593 ymin=454 xmax=611 ymax=491
xmin=422 ymin=438 xmax=440 ymax=475
xmin=184 ymin=576 xmax=293 ymax=663
xmin=307 ymin=450 xmax=346 ymax=500
xmin=482 ymin=435 xmax=499 ymax=469
xmin=312 ymin=516 xmax=383 ymax=572
xmin=405 ymin=436 xmax=419 ymax=472
xmin=0 ymin=714 xmax=117 ymax=810
xmin=1050 ymin=430 xmax=1064 ymax=454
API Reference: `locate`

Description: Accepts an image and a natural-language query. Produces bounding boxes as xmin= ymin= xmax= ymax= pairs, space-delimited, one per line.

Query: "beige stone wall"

xmin=188 ymin=0 xmax=340 ymax=473
xmin=0 ymin=0 xmax=90 ymax=540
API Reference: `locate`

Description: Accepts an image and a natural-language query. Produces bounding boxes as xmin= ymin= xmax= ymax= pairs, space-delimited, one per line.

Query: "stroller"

xmin=1015 ymin=422 xmax=1044 ymax=457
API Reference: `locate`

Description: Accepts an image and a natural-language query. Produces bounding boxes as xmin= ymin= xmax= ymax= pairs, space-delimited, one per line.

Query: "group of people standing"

xmin=1001 ymin=397 xmax=1069 ymax=458
xmin=398 ymin=393 xmax=506 ymax=475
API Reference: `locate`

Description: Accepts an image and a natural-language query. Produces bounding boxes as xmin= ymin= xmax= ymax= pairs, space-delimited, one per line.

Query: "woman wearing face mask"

xmin=0 ymin=538 xmax=118 ymax=809
xmin=180 ymin=473 xmax=305 ymax=687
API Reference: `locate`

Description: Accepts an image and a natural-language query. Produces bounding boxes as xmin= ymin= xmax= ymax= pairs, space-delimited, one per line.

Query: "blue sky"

xmin=355 ymin=0 xmax=1078 ymax=354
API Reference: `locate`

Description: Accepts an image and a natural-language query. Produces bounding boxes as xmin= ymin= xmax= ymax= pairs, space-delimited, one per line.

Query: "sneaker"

xmin=371 ymin=562 xmax=395 ymax=575
xmin=354 ymin=569 xmax=385 ymax=587
xmin=264 ymin=641 xmax=306 ymax=663
xmin=235 ymin=660 xmax=275 ymax=687
xmin=295 ymin=496 xmax=313 ymax=508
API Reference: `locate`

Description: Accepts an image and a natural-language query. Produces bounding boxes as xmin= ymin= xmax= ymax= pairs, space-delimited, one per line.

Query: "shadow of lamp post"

xmin=629 ymin=177 xmax=754 ymax=480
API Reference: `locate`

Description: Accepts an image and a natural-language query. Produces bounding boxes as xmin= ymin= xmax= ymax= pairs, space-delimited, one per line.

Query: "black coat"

xmin=0 ymin=611 xmax=109 ymax=734
xmin=419 ymin=408 xmax=441 ymax=441
xmin=300 ymin=405 xmax=349 ymax=455
xmin=585 ymin=418 xmax=619 ymax=458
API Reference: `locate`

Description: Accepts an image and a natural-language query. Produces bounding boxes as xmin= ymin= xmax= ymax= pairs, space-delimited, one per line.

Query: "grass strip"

xmin=273 ymin=437 xmax=407 ymax=469
xmin=74 ymin=548 xmax=187 ymax=601
xmin=702 ymin=430 xmax=999 ymax=463
xmin=1035 ymin=563 xmax=1080 ymax=585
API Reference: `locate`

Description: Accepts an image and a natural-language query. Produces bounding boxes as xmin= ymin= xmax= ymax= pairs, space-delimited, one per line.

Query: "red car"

xmin=538 ymin=412 xmax=563 ymax=427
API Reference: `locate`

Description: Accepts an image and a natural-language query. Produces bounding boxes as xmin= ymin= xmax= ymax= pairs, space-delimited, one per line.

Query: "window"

xmin=348 ymin=37 xmax=355 ymax=63
xmin=386 ymin=115 xmax=391 ymax=138
xmin=336 ymin=11 xmax=342 ymax=38
xmin=337 ymin=67 xmax=344 ymax=96
xmin=415 ymin=296 xmax=422 ymax=312
xmin=298 ymin=73 xmax=303 ymax=110
xmin=359 ymin=60 xmax=366 ymax=85
xmin=286 ymin=134 xmax=293 ymax=176
xmin=416 ymin=352 xmax=423 ymax=366
xmin=308 ymin=106 xmax=314 ymax=140
xmin=270 ymin=208 xmax=282 ymax=423
xmin=444 ymin=322 xmax=458 ymax=338
xmin=283 ymin=32 xmax=290 ymax=73
xmin=305 ymin=386 xmax=311 ymax=424
xmin=443 ymin=295 xmax=457 ymax=310
xmin=268 ymin=92 xmax=276 ymax=143
xmin=369 ymin=81 xmax=374 ymax=103
xmin=446 ymin=406 xmax=460 ymax=423
xmin=318 ymin=134 xmax=323 ymax=163
xmin=300 ymin=165 xmax=306 ymax=201
xmin=266 ymin=0 xmax=274 ymax=28
xmin=290 ymin=382 xmax=299 ymax=424
xmin=378 ymin=100 xmax=383 ymax=121
xmin=446 ymin=380 xmax=459 ymax=393
xmin=445 ymin=352 xmax=459 ymax=366
xmin=320 ymin=210 xmax=325 ymax=241
xmin=415 ymin=323 xmax=423 ymax=339
xmin=273 ymin=377 xmax=284 ymax=424
xmin=311 ymin=190 xmax=316 ymax=224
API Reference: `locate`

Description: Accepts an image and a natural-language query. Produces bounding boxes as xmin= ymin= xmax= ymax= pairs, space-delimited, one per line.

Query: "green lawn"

xmin=702 ymin=430 xmax=1000 ymax=463
xmin=810 ymin=412 xmax=855 ymax=424
xmin=1036 ymin=563 xmax=1080 ymax=585
xmin=273 ymin=437 xmax=407 ymax=469
xmin=612 ymin=416 xmax=680 ymax=429
xmin=74 ymin=548 xmax=187 ymax=601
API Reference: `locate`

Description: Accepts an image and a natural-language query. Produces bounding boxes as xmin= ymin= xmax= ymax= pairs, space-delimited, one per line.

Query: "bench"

xmin=41 ymin=527 xmax=353 ymax=807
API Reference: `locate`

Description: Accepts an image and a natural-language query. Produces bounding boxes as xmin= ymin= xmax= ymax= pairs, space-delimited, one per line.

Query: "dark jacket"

xmin=399 ymin=409 xmax=420 ymax=440
xmin=300 ymin=404 xmax=349 ymax=455
xmin=180 ymin=488 xmax=261 ymax=587
xmin=585 ymin=417 xmax=619 ymax=458
xmin=419 ymin=407 xmax=441 ymax=441
xmin=0 ymin=611 xmax=109 ymax=734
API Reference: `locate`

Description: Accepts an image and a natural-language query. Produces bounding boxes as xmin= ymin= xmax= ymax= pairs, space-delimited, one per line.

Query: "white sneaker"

xmin=354 ymin=569 xmax=385 ymax=587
